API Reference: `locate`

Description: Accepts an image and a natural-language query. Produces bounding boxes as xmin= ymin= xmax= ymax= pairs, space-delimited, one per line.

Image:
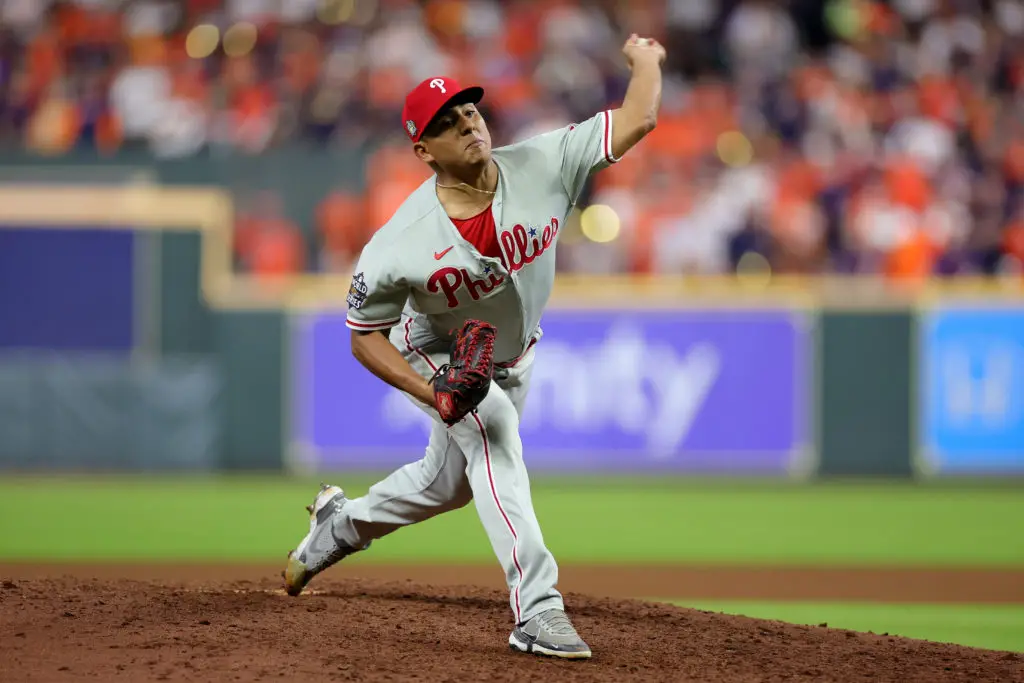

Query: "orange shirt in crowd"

xmin=917 ymin=75 xmax=959 ymax=126
xmin=318 ymin=191 xmax=371 ymax=264
xmin=503 ymin=5 xmax=542 ymax=60
xmin=26 ymin=30 xmax=61 ymax=97
xmin=1005 ymin=139 xmax=1024 ymax=185
xmin=365 ymin=146 xmax=431 ymax=228
xmin=630 ymin=192 xmax=690 ymax=273
xmin=247 ymin=221 xmax=306 ymax=276
xmin=884 ymin=158 xmax=931 ymax=213
xmin=775 ymin=157 xmax=822 ymax=205
xmin=366 ymin=66 xmax=411 ymax=111
xmin=27 ymin=96 xmax=80 ymax=155
xmin=94 ymin=111 xmax=123 ymax=154
xmin=885 ymin=229 xmax=937 ymax=280
xmin=1003 ymin=220 xmax=1024 ymax=266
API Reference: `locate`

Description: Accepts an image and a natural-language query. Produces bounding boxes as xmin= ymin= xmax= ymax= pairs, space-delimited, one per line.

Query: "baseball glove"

xmin=429 ymin=319 xmax=497 ymax=426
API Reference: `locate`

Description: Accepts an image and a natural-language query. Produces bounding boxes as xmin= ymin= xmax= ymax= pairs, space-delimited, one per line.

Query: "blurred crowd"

xmin=2 ymin=0 xmax=1024 ymax=279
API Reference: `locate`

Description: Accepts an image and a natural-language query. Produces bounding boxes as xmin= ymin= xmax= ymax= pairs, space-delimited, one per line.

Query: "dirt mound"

xmin=1 ymin=576 xmax=1021 ymax=682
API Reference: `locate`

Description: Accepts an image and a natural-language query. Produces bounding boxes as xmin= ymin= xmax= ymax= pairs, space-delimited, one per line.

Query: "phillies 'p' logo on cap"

xmin=401 ymin=76 xmax=484 ymax=142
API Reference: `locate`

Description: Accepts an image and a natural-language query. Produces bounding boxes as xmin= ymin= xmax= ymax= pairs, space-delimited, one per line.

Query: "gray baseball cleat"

xmin=282 ymin=483 xmax=368 ymax=596
xmin=509 ymin=609 xmax=592 ymax=659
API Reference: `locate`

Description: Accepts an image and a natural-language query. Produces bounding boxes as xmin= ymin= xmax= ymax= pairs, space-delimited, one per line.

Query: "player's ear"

xmin=413 ymin=141 xmax=435 ymax=165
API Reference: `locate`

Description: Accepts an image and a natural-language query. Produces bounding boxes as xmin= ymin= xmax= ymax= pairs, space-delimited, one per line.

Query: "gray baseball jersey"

xmin=335 ymin=110 xmax=619 ymax=625
xmin=345 ymin=109 xmax=618 ymax=362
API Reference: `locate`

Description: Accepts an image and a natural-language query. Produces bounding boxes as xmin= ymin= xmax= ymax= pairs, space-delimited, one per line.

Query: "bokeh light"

xmin=824 ymin=0 xmax=867 ymax=41
xmin=184 ymin=24 xmax=219 ymax=59
xmin=317 ymin=0 xmax=356 ymax=25
xmin=716 ymin=131 xmax=754 ymax=167
xmin=351 ymin=0 xmax=378 ymax=27
xmin=735 ymin=251 xmax=773 ymax=288
xmin=223 ymin=23 xmax=258 ymax=58
xmin=580 ymin=204 xmax=621 ymax=243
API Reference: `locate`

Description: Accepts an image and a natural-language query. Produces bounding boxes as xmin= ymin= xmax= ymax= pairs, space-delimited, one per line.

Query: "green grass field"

xmin=670 ymin=602 xmax=1024 ymax=654
xmin=1 ymin=476 xmax=1022 ymax=652
xmin=1 ymin=476 xmax=1022 ymax=564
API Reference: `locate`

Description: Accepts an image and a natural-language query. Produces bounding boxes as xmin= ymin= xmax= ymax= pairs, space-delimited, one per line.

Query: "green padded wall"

xmin=819 ymin=311 xmax=914 ymax=477
xmin=213 ymin=311 xmax=286 ymax=470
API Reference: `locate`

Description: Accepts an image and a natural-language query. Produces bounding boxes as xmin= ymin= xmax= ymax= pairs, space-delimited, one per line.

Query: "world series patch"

xmin=347 ymin=272 xmax=368 ymax=309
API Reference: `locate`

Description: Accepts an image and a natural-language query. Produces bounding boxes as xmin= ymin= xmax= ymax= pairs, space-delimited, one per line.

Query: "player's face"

xmin=416 ymin=103 xmax=492 ymax=168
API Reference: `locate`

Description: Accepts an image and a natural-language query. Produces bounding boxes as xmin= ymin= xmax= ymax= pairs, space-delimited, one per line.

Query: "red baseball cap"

xmin=401 ymin=76 xmax=484 ymax=142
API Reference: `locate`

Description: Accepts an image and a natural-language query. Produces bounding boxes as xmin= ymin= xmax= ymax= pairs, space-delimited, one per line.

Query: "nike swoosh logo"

xmin=434 ymin=246 xmax=455 ymax=260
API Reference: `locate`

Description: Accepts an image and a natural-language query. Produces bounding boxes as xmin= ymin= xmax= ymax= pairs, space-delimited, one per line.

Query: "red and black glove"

xmin=429 ymin=319 xmax=497 ymax=426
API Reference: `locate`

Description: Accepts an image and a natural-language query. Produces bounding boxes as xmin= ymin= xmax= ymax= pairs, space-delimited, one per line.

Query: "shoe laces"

xmin=536 ymin=610 xmax=578 ymax=637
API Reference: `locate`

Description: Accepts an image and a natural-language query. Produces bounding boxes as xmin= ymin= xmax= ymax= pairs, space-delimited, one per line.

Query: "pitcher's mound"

xmin=1 ymin=576 xmax=1021 ymax=682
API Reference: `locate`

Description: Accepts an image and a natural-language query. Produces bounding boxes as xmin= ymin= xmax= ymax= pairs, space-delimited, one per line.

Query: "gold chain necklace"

xmin=436 ymin=181 xmax=496 ymax=195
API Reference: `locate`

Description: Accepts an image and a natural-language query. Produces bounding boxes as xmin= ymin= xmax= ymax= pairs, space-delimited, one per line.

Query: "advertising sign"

xmin=921 ymin=308 xmax=1024 ymax=475
xmin=292 ymin=309 xmax=810 ymax=475
xmin=0 ymin=227 xmax=135 ymax=351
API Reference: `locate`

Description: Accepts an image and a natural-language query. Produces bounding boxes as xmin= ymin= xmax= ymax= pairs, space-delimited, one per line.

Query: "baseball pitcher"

xmin=284 ymin=34 xmax=666 ymax=659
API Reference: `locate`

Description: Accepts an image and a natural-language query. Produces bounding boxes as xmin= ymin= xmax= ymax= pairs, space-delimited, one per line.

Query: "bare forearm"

xmin=622 ymin=61 xmax=662 ymax=127
xmin=351 ymin=330 xmax=434 ymax=406
xmin=611 ymin=60 xmax=663 ymax=159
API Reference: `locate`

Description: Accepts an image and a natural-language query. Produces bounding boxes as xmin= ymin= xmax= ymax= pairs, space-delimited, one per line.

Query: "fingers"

xmin=623 ymin=33 xmax=666 ymax=63
xmin=625 ymin=33 xmax=660 ymax=48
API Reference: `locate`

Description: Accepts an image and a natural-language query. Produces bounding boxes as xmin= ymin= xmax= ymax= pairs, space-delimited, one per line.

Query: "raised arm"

xmin=610 ymin=34 xmax=666 ymax=161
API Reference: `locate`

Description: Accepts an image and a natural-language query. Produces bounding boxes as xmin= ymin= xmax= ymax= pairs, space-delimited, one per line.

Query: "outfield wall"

xmin=0 ymin=158 xmax=1021 ymax=478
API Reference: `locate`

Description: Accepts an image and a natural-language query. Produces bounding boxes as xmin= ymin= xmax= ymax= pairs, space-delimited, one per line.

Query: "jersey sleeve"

xmin=345 ymin=238 xmax=407 ymax=332
xmin=556 ymin=110 xmax=619 ymax=203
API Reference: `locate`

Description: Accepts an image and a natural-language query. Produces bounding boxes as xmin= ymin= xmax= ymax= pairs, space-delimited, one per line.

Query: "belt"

xmin=495 ymin=337 xmax=537 ymax=369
